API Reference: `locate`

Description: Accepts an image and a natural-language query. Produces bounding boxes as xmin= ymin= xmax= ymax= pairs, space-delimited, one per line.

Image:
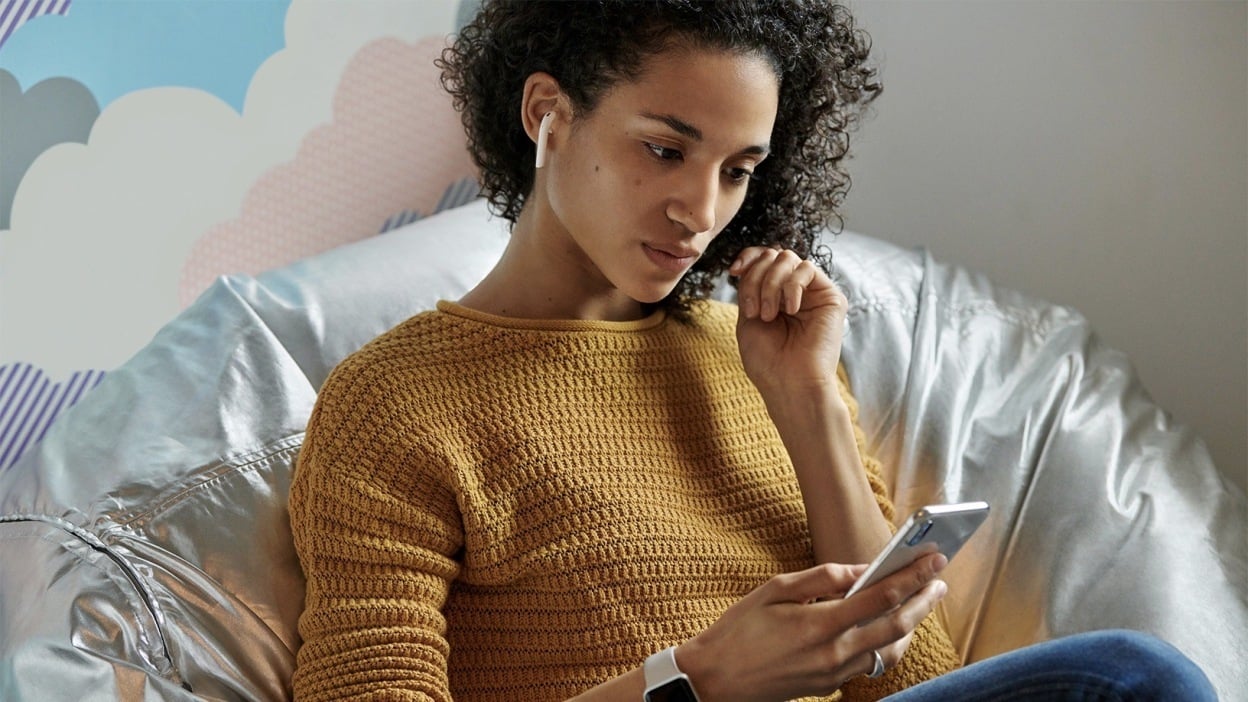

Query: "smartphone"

xmin=844 ymin=501 xmax=990 ymax=598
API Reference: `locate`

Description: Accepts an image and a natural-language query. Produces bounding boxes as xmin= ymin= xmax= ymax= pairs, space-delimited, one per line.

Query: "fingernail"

xmin=934 ymin=580 xmax=948 ymax=597
xmin=932 ymin=553 xmax=949 ymax=572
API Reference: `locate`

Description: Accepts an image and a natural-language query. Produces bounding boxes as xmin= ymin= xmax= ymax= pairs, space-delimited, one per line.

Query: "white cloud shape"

xmin=0 ymin=0 xmax=462 ymax=377
xmin=178 ymin=35 xmax=474 ymax=307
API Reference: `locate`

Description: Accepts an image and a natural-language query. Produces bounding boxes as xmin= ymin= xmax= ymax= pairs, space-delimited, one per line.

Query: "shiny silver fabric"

xmin=1 ymin=200 xmax=1244 ymax=700
xmin=832 ymin=233 xmax=1247 ymax=700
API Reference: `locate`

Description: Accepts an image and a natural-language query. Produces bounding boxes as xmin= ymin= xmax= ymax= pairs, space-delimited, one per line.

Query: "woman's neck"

xmin=458 ymin=204 xmax=646 ymax=322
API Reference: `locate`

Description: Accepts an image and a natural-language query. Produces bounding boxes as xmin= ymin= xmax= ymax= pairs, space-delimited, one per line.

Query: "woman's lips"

xmin=643 ymin=243 xmax=698 ymax=273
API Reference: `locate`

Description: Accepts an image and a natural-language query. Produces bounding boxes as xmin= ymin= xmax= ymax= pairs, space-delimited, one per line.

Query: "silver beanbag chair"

xmin=1 ymin=199 xmax=1243 ymax=700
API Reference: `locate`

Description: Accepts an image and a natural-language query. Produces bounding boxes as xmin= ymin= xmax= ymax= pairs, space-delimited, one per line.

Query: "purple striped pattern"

xmin=0 ymin=363 xmax=104 ymax=471
xmin=0 ymin=0 xmax=71 ymax=51
xmin=378 ymin=178 xmax=480 ymax=234
xmin=379 ymin=209 xmax=423 ymax=234
xmin=433 ymin=177 xmax=480 ymax=214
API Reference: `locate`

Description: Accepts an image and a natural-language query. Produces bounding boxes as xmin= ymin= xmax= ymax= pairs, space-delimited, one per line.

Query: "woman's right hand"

xmin=674 ymin=553 xmax=948 ymax=701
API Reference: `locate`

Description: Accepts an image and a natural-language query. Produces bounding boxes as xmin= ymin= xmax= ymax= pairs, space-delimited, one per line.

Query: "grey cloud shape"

xmin=1 ymin=70 xmax=100 ymax=230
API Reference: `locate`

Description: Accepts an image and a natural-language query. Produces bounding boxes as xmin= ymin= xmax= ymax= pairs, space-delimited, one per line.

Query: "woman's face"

xmin=541 ymin=45 xmax=781 ymax=307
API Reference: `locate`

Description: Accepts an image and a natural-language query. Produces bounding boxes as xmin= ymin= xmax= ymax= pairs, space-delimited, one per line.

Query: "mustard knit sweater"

xmin=290 ymin=299 xmax=960 ymax=701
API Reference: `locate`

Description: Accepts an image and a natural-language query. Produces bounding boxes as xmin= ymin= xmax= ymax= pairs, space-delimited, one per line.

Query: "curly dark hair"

xmin=437 ymin=0 xmax=881 ymax=318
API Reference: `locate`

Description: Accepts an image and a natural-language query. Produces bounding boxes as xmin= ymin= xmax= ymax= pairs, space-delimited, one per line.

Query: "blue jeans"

xmin=885 ymin=630 xmax=1218 ymax=701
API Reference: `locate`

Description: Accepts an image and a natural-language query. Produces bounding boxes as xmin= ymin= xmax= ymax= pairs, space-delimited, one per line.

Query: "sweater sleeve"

xmin=289 ymin=362 xmax=464 ymax=702
xmin=832 ymin=365 xmax=963 ymax=700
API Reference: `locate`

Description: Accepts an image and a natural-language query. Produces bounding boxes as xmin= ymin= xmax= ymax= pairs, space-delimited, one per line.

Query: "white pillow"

xmin=245 ymin=198 xmax=509 ymax=389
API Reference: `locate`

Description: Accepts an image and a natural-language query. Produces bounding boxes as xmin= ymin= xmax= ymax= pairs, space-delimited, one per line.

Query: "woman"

xmin=289 ymin=2 xmax=1216 ymax=700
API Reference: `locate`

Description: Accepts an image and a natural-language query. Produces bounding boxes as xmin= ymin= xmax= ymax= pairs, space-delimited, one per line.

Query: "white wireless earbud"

xmin=535 ymin=111 xmax=555 ymax=168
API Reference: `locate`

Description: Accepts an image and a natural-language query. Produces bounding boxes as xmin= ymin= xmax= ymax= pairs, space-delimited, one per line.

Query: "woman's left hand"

xmin=731 ymin=246 xmax=848 ymax=396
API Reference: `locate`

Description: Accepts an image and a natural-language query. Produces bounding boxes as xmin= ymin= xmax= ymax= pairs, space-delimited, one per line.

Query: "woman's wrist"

xmin=673 ymin=638 xmax=721 ymax=702
xmin=749 ymin=368 xmax=842 ymax=405
xmin=758 ymin=384 xmax=853 ymax=452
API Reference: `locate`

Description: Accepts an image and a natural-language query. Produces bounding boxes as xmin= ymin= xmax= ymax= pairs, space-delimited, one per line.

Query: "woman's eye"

xmin=645 ymin=142 xmax=682 ymax=161
xmin=726 ymin=167 xmax=755 ymax=184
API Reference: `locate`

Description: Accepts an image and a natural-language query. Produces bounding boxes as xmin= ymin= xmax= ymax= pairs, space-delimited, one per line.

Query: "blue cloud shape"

xmin=0 ymin=0 xmax=289 ymax=112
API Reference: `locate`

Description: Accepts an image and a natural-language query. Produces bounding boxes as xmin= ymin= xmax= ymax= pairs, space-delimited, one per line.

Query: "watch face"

xmin=644 ymin=678 xmax=699 ymax=702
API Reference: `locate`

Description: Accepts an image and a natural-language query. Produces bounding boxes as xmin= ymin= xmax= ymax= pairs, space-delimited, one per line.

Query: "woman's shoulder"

xmin=316 ymin=309 xmax=468 ymax=406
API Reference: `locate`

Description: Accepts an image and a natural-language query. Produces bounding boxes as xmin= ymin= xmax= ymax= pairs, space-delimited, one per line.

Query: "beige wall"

xmin=842 ymin=1 xmax=1247 ymax=492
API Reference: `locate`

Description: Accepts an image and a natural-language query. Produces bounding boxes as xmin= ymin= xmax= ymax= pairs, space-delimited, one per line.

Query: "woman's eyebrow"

xmin=641 ymin=111 xmax=703 ymax=141
xmin=639 ymin=111 xmax=770 ymax=156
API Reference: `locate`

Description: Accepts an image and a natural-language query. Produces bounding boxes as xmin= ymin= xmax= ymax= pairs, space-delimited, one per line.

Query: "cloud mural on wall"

xmin=0 ymin=0 xmax=288 ymax=112
xmin=0 ymin=0 xmax=468 ymax=468
xmin=0 ymin=0 xmax=290 ymax=229
xmin=0 ymin=0 xmax=461 ymax=379
xmin=0 ymin=69 xmax=99 ymax=228
xmin=178 ymin=35 xmax=476 ymax=307
xmin=0 ymin=363 xmax=104 ymax=470
xmin=0 ymin=0 xmax=72 ymax=51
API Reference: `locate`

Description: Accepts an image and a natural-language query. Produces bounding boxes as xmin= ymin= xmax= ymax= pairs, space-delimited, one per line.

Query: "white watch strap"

xmin=643 ymin=646 xmax=683 ymax=687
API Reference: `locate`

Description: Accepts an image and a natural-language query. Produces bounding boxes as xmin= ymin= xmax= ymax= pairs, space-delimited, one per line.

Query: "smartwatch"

xmin=643 ymin=646 xmax=701 ymax=702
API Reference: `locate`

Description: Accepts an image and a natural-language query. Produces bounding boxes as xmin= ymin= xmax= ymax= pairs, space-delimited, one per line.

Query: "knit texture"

xmin=290 ymin=299 xmax=960 ymax=701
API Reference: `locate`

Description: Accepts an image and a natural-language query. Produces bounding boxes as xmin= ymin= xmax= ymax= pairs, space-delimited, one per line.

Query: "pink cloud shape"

xmin=179 ymin=35 xmax=477 ymax=307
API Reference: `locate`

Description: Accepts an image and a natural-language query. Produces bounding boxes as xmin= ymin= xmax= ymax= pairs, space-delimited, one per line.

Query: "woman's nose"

xmin=666 ymin=171 xmax=717 ymax=235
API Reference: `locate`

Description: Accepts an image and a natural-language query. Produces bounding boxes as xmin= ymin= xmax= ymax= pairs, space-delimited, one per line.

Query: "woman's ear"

xmin=521 ymin=72 xmax=567 ymax=156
